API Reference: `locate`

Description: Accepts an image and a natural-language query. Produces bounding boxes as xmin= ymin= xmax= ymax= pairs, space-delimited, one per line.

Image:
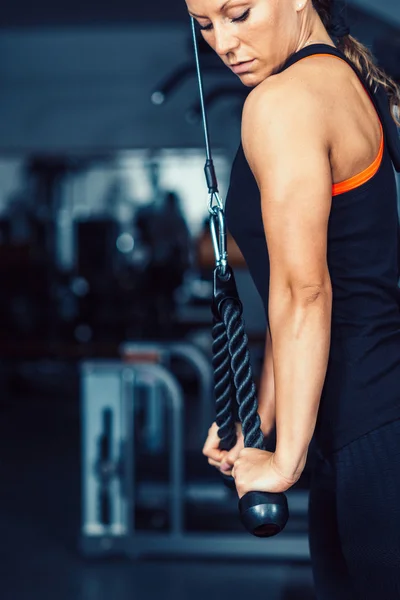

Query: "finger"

xmin=220 ymin=461 xmax=232 ymax=473
xmin=225 ymin=448 xmax=240 ymax=465
xmin=208 ymin=458 xmax=222 ymax=469
xmin=203 ymin=447 xmax=225 ymax=462
xmin=225 ymin=440 xmax=244 ymax=464
xmin=224 ymin=462 xmax=234 ymax=473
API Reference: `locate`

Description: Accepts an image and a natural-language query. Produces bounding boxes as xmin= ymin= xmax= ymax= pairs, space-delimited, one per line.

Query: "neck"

xmin=302 ymin=39 xmax=335 ymax=49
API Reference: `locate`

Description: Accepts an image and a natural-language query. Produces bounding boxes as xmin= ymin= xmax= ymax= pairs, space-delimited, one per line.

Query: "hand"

xmin=202 ymin=422 xmax=244 ymax=476
xmin=231 ymin=448 xmax=300 ymax=499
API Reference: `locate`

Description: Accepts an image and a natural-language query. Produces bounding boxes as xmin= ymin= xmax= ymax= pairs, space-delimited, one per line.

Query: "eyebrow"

xmin=188 ymin=0 xmax=244 ymax=19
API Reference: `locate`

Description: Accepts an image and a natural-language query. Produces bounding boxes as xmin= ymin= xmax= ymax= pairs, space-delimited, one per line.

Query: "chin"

xmin=238 ymin=72 xmax=264 ymax=88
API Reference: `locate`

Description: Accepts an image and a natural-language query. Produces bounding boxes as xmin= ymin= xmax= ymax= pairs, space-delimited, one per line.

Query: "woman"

xmin=187 ymin=0 xmax=400 ymax=597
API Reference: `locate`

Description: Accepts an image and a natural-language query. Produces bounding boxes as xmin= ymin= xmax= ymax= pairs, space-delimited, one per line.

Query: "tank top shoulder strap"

xmin=278 ymin=44 xmax=400 ymax=172
xmin=278 ymin=43 xmax=345 ymax=72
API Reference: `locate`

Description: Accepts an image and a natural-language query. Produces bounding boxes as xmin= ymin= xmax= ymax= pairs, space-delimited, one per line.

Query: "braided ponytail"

xmin=313 ymin=0 xmax=400 ymax=126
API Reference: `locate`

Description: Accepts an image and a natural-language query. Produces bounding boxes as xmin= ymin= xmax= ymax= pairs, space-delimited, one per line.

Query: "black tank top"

xmin=225 ymin=44 xmax=400 ymax=454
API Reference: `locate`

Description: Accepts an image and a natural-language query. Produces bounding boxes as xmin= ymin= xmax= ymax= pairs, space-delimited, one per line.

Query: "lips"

xmin=230 ymin=59 xmax=255 ymax=74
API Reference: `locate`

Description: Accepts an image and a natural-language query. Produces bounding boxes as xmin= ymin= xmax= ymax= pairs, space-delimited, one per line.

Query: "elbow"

xmin=282 ymin=275 xmax=332 ymax=306
xmin=269 ymin=274 xmax=332 ymax=311
xmin=295 ymin=282 xmax=332 ymax=305
xmin=269 ymin=280 xmax=332 ymax=339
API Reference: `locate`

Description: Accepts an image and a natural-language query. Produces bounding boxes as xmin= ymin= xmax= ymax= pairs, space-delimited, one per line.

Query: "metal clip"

xmin=209 ymin=206 xmax=228 ymax=276
xmin=208 ymin=189 xmax=224 ymax=215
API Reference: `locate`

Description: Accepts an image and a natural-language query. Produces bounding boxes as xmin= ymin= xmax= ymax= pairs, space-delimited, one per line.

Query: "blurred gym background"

xmin=0 ymin=2 xmax=399 ymax=599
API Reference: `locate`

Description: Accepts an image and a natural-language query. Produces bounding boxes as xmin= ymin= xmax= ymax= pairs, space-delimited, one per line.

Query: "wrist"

xmin=273 ymin=446 xmax=308 ymax=483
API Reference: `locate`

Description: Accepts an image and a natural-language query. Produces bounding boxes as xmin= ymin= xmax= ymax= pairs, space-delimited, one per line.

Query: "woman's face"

xmin=186 ymin=0 xmax=308 ymax=87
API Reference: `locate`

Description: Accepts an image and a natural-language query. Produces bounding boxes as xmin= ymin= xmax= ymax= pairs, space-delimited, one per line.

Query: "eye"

xmin=232 ymin=7 xmax=251 ymax=24
xmin=198 ymin=23 xmax=213 ymax=32
xmin=199 ymin=8 xmax=251 ymax=32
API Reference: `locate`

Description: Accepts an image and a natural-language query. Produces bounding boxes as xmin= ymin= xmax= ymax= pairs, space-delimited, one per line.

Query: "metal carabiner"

xmin=209 ymin=205 xmax=228 ymax=276
xmin=207 ymin=189 xmax=224 ymax=215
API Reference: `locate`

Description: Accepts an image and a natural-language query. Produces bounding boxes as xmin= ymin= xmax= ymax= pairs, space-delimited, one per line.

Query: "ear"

xmin=294 ymin=0 xmax=307 ymax=13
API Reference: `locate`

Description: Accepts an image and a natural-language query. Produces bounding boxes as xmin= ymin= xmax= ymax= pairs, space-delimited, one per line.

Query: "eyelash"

xmin=198 ymin=8 xmax=251 ymax=32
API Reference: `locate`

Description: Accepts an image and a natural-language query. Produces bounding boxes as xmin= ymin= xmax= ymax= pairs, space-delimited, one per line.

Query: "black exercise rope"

xmin=190 ymin=17 xmax=289 ymax=538
xmin=212 ymin=275 xmax=264 ymax=453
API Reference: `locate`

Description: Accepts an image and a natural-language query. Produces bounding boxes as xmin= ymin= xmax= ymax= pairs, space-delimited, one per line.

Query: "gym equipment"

xmin=190 ymin=17 xmax=289 ymax=537
xmin=121 ymin=341 xmax=215 ymax=447
xmin=80 ymin=356 xmax=310 ymax=559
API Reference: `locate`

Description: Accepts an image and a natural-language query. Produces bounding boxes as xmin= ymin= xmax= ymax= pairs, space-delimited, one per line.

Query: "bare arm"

xmin=257 ymin=326 xmax=276 ymax=437
xmin=242 ymin=73 xmax=333 ymax=481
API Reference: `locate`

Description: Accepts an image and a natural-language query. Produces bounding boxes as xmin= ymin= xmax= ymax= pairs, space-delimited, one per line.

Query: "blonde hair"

xmin=313 ymin=0 xmax=400 ymax=127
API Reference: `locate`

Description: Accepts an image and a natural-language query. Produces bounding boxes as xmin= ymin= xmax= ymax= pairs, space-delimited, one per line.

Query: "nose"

xmin=213 ymin=25 xmax=240 ymax=58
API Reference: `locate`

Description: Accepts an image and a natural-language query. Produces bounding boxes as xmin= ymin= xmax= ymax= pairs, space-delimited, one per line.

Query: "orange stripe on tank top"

xmin=296 ymin=53 xmax=385 ymax=196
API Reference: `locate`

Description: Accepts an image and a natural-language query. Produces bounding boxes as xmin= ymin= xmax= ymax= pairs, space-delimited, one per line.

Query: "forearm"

xmin=257 ymin=326 xmax=276 ymax=436
xmin=270 ymin=285 xmax=332 ymax=480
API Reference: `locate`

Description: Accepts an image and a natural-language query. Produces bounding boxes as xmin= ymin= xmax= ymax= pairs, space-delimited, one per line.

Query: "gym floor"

xmin=1 ymin=365 xmax=316 ymax=600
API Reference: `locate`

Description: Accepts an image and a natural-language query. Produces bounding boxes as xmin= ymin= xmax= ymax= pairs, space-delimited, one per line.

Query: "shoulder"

xmin=240 ymin=58 xmax=337 ymax=197
xmin=241 ymin=55 xmax=347 ymax=158
xmin=243 ymin=53 xmax=346 ymax=113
